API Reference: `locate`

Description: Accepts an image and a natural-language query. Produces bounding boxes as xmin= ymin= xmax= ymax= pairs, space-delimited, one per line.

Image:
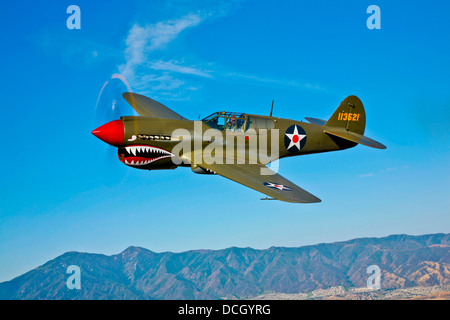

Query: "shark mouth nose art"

xmin=118 ymin=145 xmax=174 ymax=166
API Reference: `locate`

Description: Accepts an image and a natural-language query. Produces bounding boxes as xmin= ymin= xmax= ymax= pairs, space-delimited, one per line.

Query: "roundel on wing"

xmin=284 ymin=124 xmax=307 ymax=152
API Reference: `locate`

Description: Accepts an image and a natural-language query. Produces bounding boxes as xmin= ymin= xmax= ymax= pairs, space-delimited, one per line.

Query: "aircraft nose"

xmin=91 ymin=120 xmax=124 ymax=146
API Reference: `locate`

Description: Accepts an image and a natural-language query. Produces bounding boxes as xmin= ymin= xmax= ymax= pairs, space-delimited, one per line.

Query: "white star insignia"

xmin=285 ymin=125 xmax=306 ymax=151
xmin=264 ymin=182 xmax=292 ymax=191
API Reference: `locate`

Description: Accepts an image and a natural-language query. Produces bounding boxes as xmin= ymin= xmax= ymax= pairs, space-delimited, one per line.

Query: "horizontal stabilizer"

xmin=324 ymin=128 xmax=386 ymax=149
xmin=305 ymin=117 xmax=326 ymax=126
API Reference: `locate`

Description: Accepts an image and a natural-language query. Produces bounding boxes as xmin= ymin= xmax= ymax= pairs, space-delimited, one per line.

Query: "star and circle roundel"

xmin=284 ymin=124 xmax=307 ymax=152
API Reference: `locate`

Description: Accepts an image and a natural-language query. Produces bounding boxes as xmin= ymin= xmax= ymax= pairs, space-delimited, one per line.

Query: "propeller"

xmin=93 ymin=74 xmax=135 ymax=166
xmin=94 ymin=74 xmax=135 ymax=127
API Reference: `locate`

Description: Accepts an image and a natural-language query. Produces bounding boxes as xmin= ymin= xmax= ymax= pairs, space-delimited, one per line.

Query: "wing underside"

xmin=199 ymin=161 xmax=321 ymax=203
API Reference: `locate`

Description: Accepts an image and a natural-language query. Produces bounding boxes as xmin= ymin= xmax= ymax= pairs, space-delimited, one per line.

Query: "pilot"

xmin=228 ymin=115 xmax=236 ymax=127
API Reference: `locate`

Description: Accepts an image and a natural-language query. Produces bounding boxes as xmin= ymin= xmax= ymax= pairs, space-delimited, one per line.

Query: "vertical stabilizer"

xmin=325 ymin=95 xmax=366 ymax=134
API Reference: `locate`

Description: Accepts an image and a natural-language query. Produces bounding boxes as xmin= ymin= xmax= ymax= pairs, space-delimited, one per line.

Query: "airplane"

xmin=92 ymin=93 xmax=386 ymax=203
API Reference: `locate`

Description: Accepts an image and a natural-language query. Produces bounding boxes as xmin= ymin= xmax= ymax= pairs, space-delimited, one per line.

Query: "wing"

xmin=200 ymin=162 xmax=321 ymax=203
xmin=122 ymin=92 xmax=188 ymax=120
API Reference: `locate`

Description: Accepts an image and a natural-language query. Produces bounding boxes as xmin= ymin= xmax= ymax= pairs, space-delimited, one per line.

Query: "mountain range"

xmin=0 ymin=233 xmax=449 ymax=299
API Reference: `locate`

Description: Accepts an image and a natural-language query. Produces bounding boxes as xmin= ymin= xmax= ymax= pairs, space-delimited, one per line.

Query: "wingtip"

xmin=370 ymin=141 xmax=387 ymax=149
xmin=308 ymin=197 xmax=322 ymax=204
xmin=291 ymin=195 xmax=322 ymax=204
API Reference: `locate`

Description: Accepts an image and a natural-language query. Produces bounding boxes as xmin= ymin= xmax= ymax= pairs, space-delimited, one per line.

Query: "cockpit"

xmin=202 ymin=112 xmax=275 ymax=132
xmin=201 ymin=112 xmax=248 ymax=132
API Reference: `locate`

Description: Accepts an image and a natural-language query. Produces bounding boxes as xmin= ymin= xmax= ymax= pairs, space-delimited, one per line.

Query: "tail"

xmin=325 ymin=95 xmax=366 ymax=135
xmin=324 ymin=95 xmax=386 ymax=149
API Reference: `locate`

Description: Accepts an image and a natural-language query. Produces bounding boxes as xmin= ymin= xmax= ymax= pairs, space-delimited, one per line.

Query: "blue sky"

xmin=0 ymin=0 xmax=449 ymax=282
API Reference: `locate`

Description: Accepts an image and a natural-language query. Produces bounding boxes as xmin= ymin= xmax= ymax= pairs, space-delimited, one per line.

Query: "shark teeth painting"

xmin=118 ymin=145 xmax=174 ymax=166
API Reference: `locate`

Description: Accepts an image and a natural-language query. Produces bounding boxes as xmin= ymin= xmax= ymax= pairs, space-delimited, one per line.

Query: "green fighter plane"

xmin=92 ymin=93 xmax=386 ymax=203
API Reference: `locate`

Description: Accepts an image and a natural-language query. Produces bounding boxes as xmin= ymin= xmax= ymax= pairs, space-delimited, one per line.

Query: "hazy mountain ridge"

xmin=0 ymin=233 xmax=449 ymax=299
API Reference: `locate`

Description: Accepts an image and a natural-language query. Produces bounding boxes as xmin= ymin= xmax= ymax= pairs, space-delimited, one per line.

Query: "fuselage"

xmin=105 ymin=112 xmax=356 ymax=171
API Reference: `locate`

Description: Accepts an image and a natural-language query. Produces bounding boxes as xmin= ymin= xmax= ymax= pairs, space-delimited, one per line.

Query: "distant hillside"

xmin=0 ymin=233 xmax=449 ymax=299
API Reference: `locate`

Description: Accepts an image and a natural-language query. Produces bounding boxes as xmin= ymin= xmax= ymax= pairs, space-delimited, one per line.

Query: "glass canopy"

xmin=201 ymin=112 xmax=247 ymax=132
